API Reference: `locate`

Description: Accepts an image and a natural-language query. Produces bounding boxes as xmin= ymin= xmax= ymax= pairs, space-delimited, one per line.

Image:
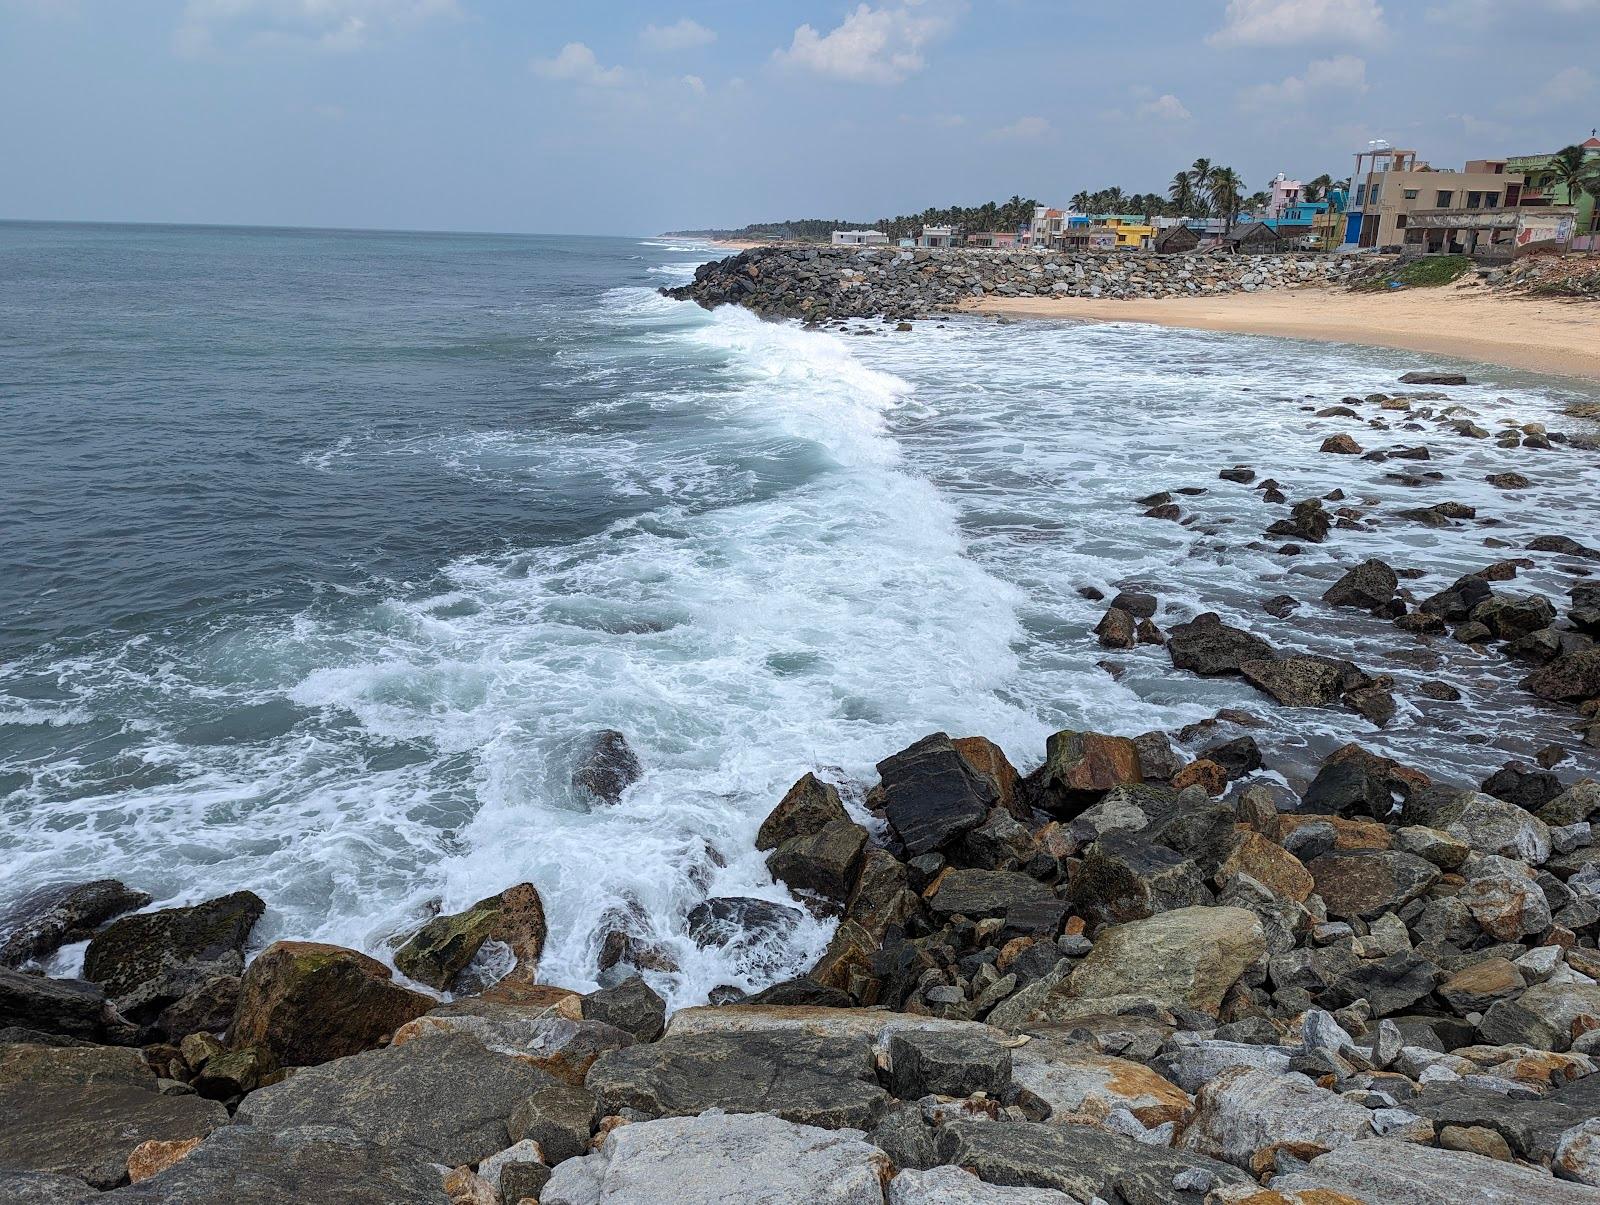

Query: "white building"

xmin=916 ymin=225 xmax=955 ymax=248
xmin=831 ymin=229 xmax=889 ymax=246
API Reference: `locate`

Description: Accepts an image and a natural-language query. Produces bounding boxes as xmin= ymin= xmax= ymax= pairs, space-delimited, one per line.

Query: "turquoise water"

xmin=3 ymin=221 xmax=1597 ymax=1004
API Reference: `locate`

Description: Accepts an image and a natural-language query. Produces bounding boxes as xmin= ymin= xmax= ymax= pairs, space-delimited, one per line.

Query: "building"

xmin=1154 ymin=224 xmax=1201 ymax=254
xmin=1404 ymin=205 xmax=1578 ymax=260
xmin=1061 ymin=227 xmax=1119 ymax=252
xmin=831 ymin=229 xmax=889 ymax=247
xmin=1341 ymin=145 xmax=1524 ymax=250
xmin=1063 ymin=215 xmax=1156 ymax=250
xmin=966 ymin=231 xmax=1020 ymax=248
xmin=1265 ymin=174 xmax=1305 ymax=222
xmin=1226 ymin=222 xmax=1288 ymax=255
xmin=1506 ymin=135 xmax=1600 ymax=241
xmin=1027 ymin=207 xmax=1066 ymax=248
xmin=916 ymin=225 xmax=955 ymax=248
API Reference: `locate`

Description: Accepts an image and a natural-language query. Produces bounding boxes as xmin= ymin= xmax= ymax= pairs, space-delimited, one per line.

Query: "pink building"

xmin=1266 ymin=174 xmax=1304 ymax=222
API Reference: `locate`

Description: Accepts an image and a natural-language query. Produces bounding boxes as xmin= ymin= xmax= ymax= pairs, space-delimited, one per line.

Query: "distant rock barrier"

xmin=663 ymin=245 xmax=1364 ymax=321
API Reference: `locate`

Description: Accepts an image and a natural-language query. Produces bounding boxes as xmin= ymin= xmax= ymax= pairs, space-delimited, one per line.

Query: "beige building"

xmin=1342 ymin=146 xmax=1524 ymax=250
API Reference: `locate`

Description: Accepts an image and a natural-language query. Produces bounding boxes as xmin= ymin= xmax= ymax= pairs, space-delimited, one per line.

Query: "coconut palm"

xmin=1070 ymin=190 xmax=1090 ymax=213
xmin=1187 ymin=158 xmax=1214 ymax=202
xmin=1208 ymin=166 xmax=1243 ymax=226
xmin=1304 ymin=173 xmax=1335 ymax=203
xmin=1537 ymin=144 xmax=1600 ymax=205
xmin=1168 ymin=171 xmax=1195 ymax=215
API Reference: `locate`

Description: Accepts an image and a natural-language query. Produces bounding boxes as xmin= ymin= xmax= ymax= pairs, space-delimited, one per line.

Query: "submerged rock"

xmin=570 ymin=729 xmax=643 ymax=805
xmin=0 ymin=879 xmax=151 ymax=969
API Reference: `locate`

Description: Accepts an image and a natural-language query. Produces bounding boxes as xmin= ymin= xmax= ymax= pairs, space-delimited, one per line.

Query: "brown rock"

xmin=229 ymin=941 xmax=433 ymax=1066
xmin=1439 ymin=959 xmax=1526 ymax=1015
xmin=1307 ymin=851 xmax=1439 ymax=921
xmin=393 ymin=883 xmax=548 ymax=991
xmin=1218 ymin=831 xmax=1314 ymax=903
xmin=1041 ymin=730 xmax=1142 ymax=802
xmin=1172 ymin=759 xmax=1228 ymax=796
xmin=1438 ymin=1124 xmax=1514 ymax=1162
xmin=1321 ymin=434 xmax=1363 ymax=455
xmin=755 ymin=774 xmax=849 ymax=851
xmin=1276 ymin=814 xmax=1392 ymax=851
xmin=952 ymin=737 xmax=1025 ymax=821
xmin=126 ymin=1136 xmax=203 ymax=1184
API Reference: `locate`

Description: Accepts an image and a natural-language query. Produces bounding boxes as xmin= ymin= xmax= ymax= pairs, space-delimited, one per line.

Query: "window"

xmin=1404 ymin=189 xmax=1419 ymax=200
xmin=1467 ymin=192 xmax=1483 ymax=209
xmin=1485 ymin=192 xmax=1499 ymax=208
xmin=1370 ymin=184 xmax=1382 ymax=203
xmin=1396 ymin=215 xmax=1408 ymax=229
xmin=1355 ymin=183 xmax=1367 ymax=205
xmin=1436 ymin=190 xmax=1453 ymax=207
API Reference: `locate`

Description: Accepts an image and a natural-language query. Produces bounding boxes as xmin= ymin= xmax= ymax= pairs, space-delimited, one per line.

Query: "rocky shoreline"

xmin=662 ymin=246 xmax=1365 ymax=321
xmin=4 ymin=371 xmax=1600 ymax=1204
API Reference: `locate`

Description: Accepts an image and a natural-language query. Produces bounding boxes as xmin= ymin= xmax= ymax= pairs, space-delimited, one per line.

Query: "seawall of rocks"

xmin=662 ymin=246 xmax=1365 ymax=321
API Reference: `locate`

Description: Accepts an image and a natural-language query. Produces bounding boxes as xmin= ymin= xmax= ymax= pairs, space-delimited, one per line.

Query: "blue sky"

xmin=2 ymin=1 xmax=1597 ymax=234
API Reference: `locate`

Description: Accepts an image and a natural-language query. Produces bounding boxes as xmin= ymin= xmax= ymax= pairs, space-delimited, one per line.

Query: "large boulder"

xmin=0 ymin=880 xmax=150 ymax=969
xmin=1167 ymin=613 xmax=1276 ymax=676
xmin=393 ymin=998 xmax=632 ymax=1085
xmin=541 ymin=1112 xmax=892 ymax=1205
xmin=393 ymin=882 xmax=547 ymax=991
xmin=1240 ymin=658 xmax=1345 ymax=707
xmin=1307 ymin=850 xmax=1440 ymax=921
xmin=580 ymin=976 xmax=666 ymax=1044
xmin=1523 ymin=650 xmax=1600 ymax=702
xmin=889 ymin=1166 xmax=1072 ymax=1204
xmin=0 ymin=966 xmax=120 ymax=1042
xmin=1273 ymin=1138 xmax=1599 ymax=1204
xmin=756 ymin=773 xmax=850 ymax=851
xmin=926 ymin=868 xmax=1055 ymax=921
xmin=876 ymin=733 xmax=998 ymax=856
xmin=934 ymin=1120 xmax=1251 ymax=1202
xmin=585 ymin=1030 xmax=889 ymax=1130
xmin=1403 ymin=789 xmax=1552 ymax=864
xmin=951 ymin=737 xmax=1026 ymax=821
xmin=228 ymin=941 xmax=433 ymax=1066
xmin=1178 ymin=1066 xmax=1374 ymax=1173
xmin=1068 ymin=906 xmax=1266 ymax=1016
xmin=0 ymin=1042 xmax=228 ymax=1189
xmin=1323 ymin=560 xmax=1398 ymax=612
xmin=111 ymin=1124 xmax=446 ymax=1204
xmin=1038 ymin=730 xmax=1143 ymax=804
xmin=0 ymin=1170 xmax=99 ymax=1204
xmin=886 ymin=1029 xmax=1012 ymax=1100
xmin=570 ymin=729 xmax=642 ymax=805
xmin=767 ymin=820 xmax=869 ymax=905
xmin=81 ymin=891 xmax=264 ymax=1021
xmin=1011 ymin=1039 xmax=1191 ymax=1127
xmin=1481 ymin=982 xmax=1600 ymax=1052
xmin=234 ymin=1031 xmax=552 ymax=1166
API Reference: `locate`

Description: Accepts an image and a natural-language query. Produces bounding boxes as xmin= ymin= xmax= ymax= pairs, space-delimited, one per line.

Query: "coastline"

xmin=962 ymin=282 xmax=1600 ymax=381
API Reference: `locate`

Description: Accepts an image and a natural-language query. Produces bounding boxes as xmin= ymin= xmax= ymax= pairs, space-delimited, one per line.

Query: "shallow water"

xmin=3 ymin=222 xmax=1597 ymax=1006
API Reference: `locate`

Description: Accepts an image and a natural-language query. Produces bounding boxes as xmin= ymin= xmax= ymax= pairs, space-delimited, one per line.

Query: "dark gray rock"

xmin=0 ymin=880 xmax=151 ymax=969
xmin=509 ymin=1082 xmax=596 ymax=1164
xmin=234 ymin=1032 xmax=551 ymax=1166
xmin=868 ymin=1102 xmax=939 ymax=1171
xmin=1319 ymin=951 xmax=1440 ymax=1017
xmin=876 ymin=733 xmax=998 ymax=856
xmin=1323 ymin=559 xmax=1398 ymax=611
xmin=766 ymin=819 xmax=868 ymax=904
xmin=581 ymin=975 xmax=665 ymax=1043
xmin=1167 ymin=613 xmax=1276 ymax=677
xmin=887 ymin=1029 xmax=1011 ymax=1099
xmin=685 ymin=897 xmax=804 ymax=958
xmin=584 ymin=1031 xmax=889 ymax=1130
xmin=112 ymin=1124 xmax=446 ymax=1204
xmin=570 ymin=729 xmax=642 ymax=805
xmin=0 ymin=967 xmax=119 ymax=1042
xmin=926 ymin=868 xmax=1054 ymax=920
xmin=81 ymin=891 xmax=264 ymax=1021
xmin=1410 ymin=1082 xmax=1590 ymax=1162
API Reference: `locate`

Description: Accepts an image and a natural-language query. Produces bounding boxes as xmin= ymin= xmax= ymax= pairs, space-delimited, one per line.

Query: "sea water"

xmin=3 ymin=221 xmax=1597 ymax=1006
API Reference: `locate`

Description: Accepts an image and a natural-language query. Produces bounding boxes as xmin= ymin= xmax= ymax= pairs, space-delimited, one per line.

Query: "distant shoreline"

xmin=963 ymin=284 xmax=1600 ymax=382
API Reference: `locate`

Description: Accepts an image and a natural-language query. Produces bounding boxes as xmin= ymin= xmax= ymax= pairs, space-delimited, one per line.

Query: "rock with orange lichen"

xmin=126 ymin=1137 xmax=203 ymax=1184
xmin=1010 ymin=1040 xmax=1191 ymax=1128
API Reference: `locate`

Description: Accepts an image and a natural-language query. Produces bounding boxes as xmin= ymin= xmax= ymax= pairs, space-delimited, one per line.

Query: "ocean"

xmin=3 ymin=220 xmax=1597 ymax=1006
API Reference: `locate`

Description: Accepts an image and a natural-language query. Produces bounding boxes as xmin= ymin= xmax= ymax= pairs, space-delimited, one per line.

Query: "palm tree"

xmin=1070 ymin=190 xmax=1090 ymax=214
xmin=1187 ymin=157 xmax=1214 ymax=202
xmin=1537 ymin=144 xmax=1600 ymax=206
xmin=1304 ymin=173 xmax=1335 ymax=204
xmin=1208 ymin=166 xmax=1243 ymax=227
xmin=1168 ymin=171 xmax=1195 ymax=215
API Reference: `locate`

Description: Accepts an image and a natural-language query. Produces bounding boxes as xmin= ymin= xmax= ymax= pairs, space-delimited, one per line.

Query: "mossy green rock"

xmin=393 ymin=882 xmax=546 ymax=991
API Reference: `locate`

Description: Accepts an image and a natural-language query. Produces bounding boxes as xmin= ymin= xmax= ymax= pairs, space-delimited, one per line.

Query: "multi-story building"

xmin=1341 ymin=145 xmax=1523 ymax=250
xmin=1265 ymin=174 xmax=1305 ymax=222
xmin=916 ymin=225 xmax=955 ymax=248
xmin=1506 ymin=134 xmax=1600 ymax=239
xmin=1027 ymin=207 xmax=1066 ymax=248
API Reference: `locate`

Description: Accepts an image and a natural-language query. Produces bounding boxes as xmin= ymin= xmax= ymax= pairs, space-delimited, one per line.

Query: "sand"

xmin=963 ymin=282 xmax=1600 ymax=381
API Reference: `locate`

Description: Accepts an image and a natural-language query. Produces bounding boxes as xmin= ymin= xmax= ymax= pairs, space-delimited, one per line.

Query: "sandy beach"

xmin=964 ymin=283 xmax=1600 ymax=381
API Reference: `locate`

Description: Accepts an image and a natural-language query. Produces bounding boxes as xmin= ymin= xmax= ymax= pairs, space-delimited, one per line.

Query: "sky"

xmin=2 ymin=0 xmax=1598 ymax=235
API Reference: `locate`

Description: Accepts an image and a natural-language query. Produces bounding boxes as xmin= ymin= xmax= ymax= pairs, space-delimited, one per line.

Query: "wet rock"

xmin=82 ymin=891 xmax=264 ymax=1021
xmin=394 ymin=882 xmax=547 ymax=991
xmin=1179 ymin=1067 xmax=1372 ymax=1173
xmin=0 ymin=965 xmax=120 ymax=1042
xmin=877 ymin=732 xmax=998 ymax=856
xmin=1220 ymin=467 xmax=1256 ymax=483
xmin=1069 ymin=905 xmax=1265 ymax=1017
xmin=686 ymin=896 xmax=804 ymax=955
xmin=1320 ymin=433 xmax=1363 ymax=454
xmin=1523 ymin=649 xmax=1600 ymax=702
xmin=1095 ymin=606 xmax=1137 ymax=649
xmin=541 ymin=1112 xmax=892 ymax=1205
xmin=0 ymin=880 xmax=151 ymax=969
xmin=1037 ymin=729 xmax=1143 ymax=805
xmin=1301 ymin=744 xmax=1407 ymax=820
xmin=1262 ymin=594 xmax=1299 ymax=618
xmin=230 ymin=941 xmax=433 ymax=1066
xmin=581 ymin=975 xmax=666 ymax=1044
xmin=1529 ymin=534 xmax=1600 ymax=560
xmin=1240 ymin=657 xmax=1345 ymax=707
xmin=156 ymin=974 xmax=241 ymax=1040
xmin=235 ymin=1032 xmax=551 ymax=1165
xmin=1307 ymin=850 xmax=1439 ymax=920
xmin=756 ymin=773 xmax=850 ymax=851
xmin=1323 ymin=559 xmax=1398 ymax=612
xmin=767 ymin=819 xmax=868 ymax=905
xmin=1400 ymin=372 xmax=1469 ymax=385
xmin=1168 ymin=612 xmax=1277 ymax=676
xmin=1487 ymin=471 xmax=1531 ymax=490
xmin=934 ymin=1119 xmax=1251 ymax=1202
xmin=112 ymin=1123 xmax=446 ymax=1204
xmin=393 ymin=998 xmax=631 ymax=1085
xmin=571 ymin=729 xmax=642 ymax=805
xmin=585 ymin=1030 xmax=889 ymax=1129
xmin=888 ymin=1028 xmax=1011 ymax=1099
xmin=1201 ymin=736 xmax=1263 ymax=781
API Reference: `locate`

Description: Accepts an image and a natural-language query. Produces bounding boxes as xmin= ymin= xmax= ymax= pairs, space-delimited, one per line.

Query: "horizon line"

xmin=0 ymin=216 xmax=677 ymax=241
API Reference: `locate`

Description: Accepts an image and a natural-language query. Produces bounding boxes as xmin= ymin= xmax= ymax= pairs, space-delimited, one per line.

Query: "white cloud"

xmin=1240 ymin=55 xmax=1368 ymax=106
xmin=681 ymin=74 xmax=706 ymax=94
xmin=1519 ymin=64 xmax=1596 ymax=113
xmin=990 ymin=115 xmax=1050 ymax=141
xmin=1210 ymin=0 xmax=1385 ymax=47
xmin=174 ymin=0 xmax=457 ymax=56
xmin=531 ymin=42 xmax=627 ymax=87
xmin=1138 ymin=93 xmax=1192 ymax=120
xmin=773 ymin=1 xmax=961 ymax=85
xmin=640 ymin=18 xmax=716 ymax=52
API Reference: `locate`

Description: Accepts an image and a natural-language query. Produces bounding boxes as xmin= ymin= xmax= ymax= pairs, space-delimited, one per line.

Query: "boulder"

xmin=580 ymin=975 xmax=665 ymax=1043
xmin=1301 ymin=745 xmax=1405 ymax=819
xmin=887 ymin=1029 xmax=1011 ymax=1099
xmin=951 ymin=737 xmax=1025 ymax=821
xmin=540 ymin=1112 xmax=892 ymax=1205
xmin=1523 ymin=650 xmax=1600 ymax=702
xmin=756 ymin=774 xmax=850 ymax=850
xmin=1323 ymin=560 xmax=1398 ymax=612
xmin=0 ymin=880 xmax=150 ymax=969
xmin=1240 ymin=657 xmax=1345 ymax=707
xmin=234 ymin=1032 xmax=552 ymax=1165
xmin=1320 ymin=433 xmax=1363 ymax=454
xmin=1404 ymin=789 xmax=1551 ymax=864
xmin=1067 ymin=834 xmax=1211 ymax=926
xmin=888 ymin=1166 xmax=1073 ymax=1204
xmin=1154 ymin=1039 xmax=1293 ymax=1094
xmin=934 ymin=1120 xmax=1251 ymax=1202
xmin=1481 ymin=982 xmax=1600 ymax=1052
xmin=393 ymin=882 xmax=547 ymax=991
xmin=1307 ymin=850 xmax=1440 ymax=921
xmin=1400 ymin=371 xmax=1468 ymax=385
xmin=0 ymin=1170 xmax=99 ymax=1204
xmin=1460 ymin=855 xmax=1552 ymax=941
xmin=1012 ymin=1039 xmax=1190 ymax=1127
xmin=1167 ymin=613 xmax=1276 ymax=676
xmin=1273 ymin=1138 xmax=1599 ymax=1204
xmin=111 ymin=1123 xmax=446 ymax=1204
xmin=585 ymin=1030 xmax=889 ymax=1129
xmin=1178 ymin=1067 xmax=1372 ymax=1173
xmin=509 ymin=1082 xmax=596 ymax=1165
xmin=926 ymin=868 xmax=1054 ymax=921
xmin=1095 ymin=606 xmax=1137 ymax=649
xmin=1217 ymin=832 xmax=1313 ymax=903
xmin=1068 ymin=906 xmax=1266 ymax=1016
xmin=570 ymin=729 xmax=642 ymax=805
xmin=0 ymin=1042 xmax=228 ymax=1189
xmin=126 ymin=1136 xmax=203 ymax=1183
xmin=0 ymin=966 xmax=118 ymax=1042
xmin=1267 ymin=498 xmax=1331 ymax=543
xmin=393 ymin=998 xmax=632 ymax=1084
xmin=876 ymin=733 xmax=998 ymax=856
xmin=1557 ymin=1118 xmax=1600 ymax=1187
xmin=229 ymin=941 xmax=433 ymax=1066
xmin=82 ymin=891 xmax=264 ymax=1021
xmin=1439 ymin=958 xmax=1527 ymax=1015
xmin=767 ymin=820 xmax=868 ymax=904
xmin=1038 ymin=729 xmax=1143 ymax=804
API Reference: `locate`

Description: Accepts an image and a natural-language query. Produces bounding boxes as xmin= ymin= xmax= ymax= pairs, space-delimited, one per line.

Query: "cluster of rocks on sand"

xmin=662 ymin=246 xmax=1362 ymax=322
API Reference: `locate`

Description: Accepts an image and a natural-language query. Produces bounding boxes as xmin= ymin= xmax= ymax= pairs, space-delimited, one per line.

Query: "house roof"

xmin=1585 ymin=137 xmax=1600 ymax=149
